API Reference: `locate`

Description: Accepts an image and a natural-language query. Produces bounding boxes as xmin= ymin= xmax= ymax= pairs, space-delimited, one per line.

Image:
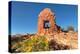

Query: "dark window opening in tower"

xmin=44 ymin=20 xmax=50 ymax=29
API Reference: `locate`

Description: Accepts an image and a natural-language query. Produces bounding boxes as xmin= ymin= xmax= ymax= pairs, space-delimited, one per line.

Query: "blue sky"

xmin=10 ymin=1 xmax=78 ymax=35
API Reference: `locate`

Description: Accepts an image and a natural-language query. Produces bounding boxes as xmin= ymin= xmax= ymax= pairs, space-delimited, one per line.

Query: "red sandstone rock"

xmin=37 ymin=8 xmax=61 ymax=35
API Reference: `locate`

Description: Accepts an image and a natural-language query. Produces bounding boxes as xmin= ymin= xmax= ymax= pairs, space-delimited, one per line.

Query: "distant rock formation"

xmin=37 ymin=8 xmax=61 ymax=35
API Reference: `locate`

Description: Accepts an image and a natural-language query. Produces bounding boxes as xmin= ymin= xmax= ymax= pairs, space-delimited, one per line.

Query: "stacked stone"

xmin=37 ymin=8 xmax=61 ymax=35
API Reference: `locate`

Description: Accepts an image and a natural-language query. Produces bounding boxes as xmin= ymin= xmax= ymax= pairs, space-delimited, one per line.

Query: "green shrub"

xmin=11 ymin=36 xmax=49 ymax=52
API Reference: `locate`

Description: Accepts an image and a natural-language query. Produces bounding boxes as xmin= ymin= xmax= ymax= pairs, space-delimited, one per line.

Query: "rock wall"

xmin=37 ymin=8 xmax=61 ymax=35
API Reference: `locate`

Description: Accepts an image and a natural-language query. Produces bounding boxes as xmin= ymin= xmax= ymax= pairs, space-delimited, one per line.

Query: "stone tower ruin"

xmin=37 ymin=8 xmax=61 ymax=35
